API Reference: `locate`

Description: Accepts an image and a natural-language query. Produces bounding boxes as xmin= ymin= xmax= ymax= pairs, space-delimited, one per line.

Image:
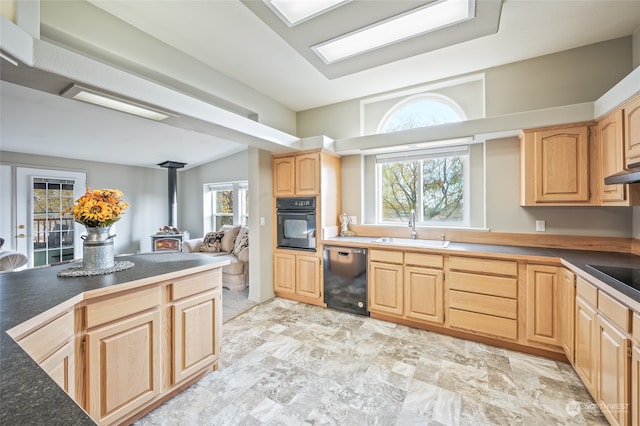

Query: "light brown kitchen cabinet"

xmin=273 ymin=156 xmax=295 ymax=196
xmin=598 ymin=109 xmax=626 ymax=202
xmin=525 ymin=264 xmax=560 ymax=347
xmin=272 ymin=152 xmax=320 ymax=196
xmin=574 ymin=278 xmax=598 ymax=396
xmin=296 ymin=254 xmax=322 ymax=299
xmin=596 ymin=314 xmax=630 ymax=426
xmin=13 ymin=310 xmax=76 ymax=398
xmin=561 ymin=269 xmax=576 ymax=364
xmin=273 ymin=250 xmax=323 ymax=304
xmin=632 ymin=313 xmax=640 ymax=426
xmin=86 ymin=309 xmax=162 ymax=426
xmin=172 ymin=289 xmax=221 ymax=385
xmin=521 ymin=123 xmax=595 ymax=205
xmin=369 ymin=260 xmax=404 ymax=317
xmin=295 ymin=153 xmax=320 ymax=195
xmin=625 ymin=94 xmax=640 ymax=166
xmin=273 ymin=251 xmax=296 ymax=294
xmin=448 ymin=256 xmax=518 ymax=340
xmin=597 ymin=107 xmax=640 ymax=205
xmin=632 ymin=343 xmax=640 ymax=426
xmin=404 ymin=266 xmax=444 ymax=324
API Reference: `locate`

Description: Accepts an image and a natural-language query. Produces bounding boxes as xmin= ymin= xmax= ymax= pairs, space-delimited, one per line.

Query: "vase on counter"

xmin=82 ymin=226 xmax=115 ymax=270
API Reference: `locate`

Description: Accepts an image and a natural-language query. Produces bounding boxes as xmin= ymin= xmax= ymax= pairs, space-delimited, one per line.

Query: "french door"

xmin=15 ymin=168 xmax=86 ymax=268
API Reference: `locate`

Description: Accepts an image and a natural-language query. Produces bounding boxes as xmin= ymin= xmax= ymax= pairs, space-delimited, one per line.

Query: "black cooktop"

xmin=588 ymin=265 xmax=640 ymax=291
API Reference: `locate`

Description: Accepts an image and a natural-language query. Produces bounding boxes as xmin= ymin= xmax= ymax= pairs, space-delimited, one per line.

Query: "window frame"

xmin=375 ymin=146 xmax=470 ymax=227
xmin=203 ymin=181 xmax=248 ymax=233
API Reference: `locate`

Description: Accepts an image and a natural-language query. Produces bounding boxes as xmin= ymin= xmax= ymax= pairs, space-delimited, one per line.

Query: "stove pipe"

xmin=158 ymin=161 xmax=186 ymax=228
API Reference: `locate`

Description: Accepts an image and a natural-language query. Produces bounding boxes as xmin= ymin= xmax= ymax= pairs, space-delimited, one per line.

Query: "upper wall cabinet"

xmin=624 ymin=94 xmax=640 ymax=166
xmin=521 ymin=123 xmax=596 ymax=206
xmin=597 ymin=108 xmax=640 ymax=206
xmin=273 ymin=152 xmax=320 ymax=196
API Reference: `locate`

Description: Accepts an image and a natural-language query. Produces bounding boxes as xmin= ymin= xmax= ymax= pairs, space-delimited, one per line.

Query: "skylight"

xmin=265 ymin=0 xmax=350 ymax=27
xmin=313 ymin=0 xmax=476 ymax=64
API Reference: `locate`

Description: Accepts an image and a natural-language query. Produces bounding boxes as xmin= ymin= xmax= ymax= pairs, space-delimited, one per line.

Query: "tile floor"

xmin=137 ymin=298 xmax=608 ymax=425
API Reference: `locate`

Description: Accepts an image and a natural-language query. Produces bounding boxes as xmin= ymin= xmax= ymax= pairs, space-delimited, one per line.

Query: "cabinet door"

xmin=86 ymin=310 xmax=161 ymax=425
xmin=273 ymin=156 xmax=295 ymax=196
xmin=172 ymin=289 xmax=221 ymax=385
xmin=295 ymin=153 xmax=320 ymax=195
xmin=369 ymin=261 xmax=403 ymax=316
xmin=526 ymin=265 xmax=560 ymax=346
xmin=532 ymin=125 xmax=590 ymax=203
xmin=404 ymin=266 xmax=443 ymax=324
xmin=274 ymin=252 xmax=296 ymax=294
xmin=561 ymin=269 xmax=576 ymax=364
xmin=575 ymin=296 xmax=597 ymax=396
xmin=596 ymin=315 xmax=630 ymax=426
xmin=598 ymin=109 xmax=626 ymax=203
xmin=40 ymin=340 xmax=75 ymax=397
xmin=632 ymin=344 xmax=640 ymax=426
xmin=625 ymin=94 xmax=640 ymax=165
xmin=296 ymin=254 xmax=321 ymax=299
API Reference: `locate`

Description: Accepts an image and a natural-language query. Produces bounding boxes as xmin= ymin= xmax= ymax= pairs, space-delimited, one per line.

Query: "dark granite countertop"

xmin=0 ymin=252 xmax=228 ymax=425
xmin=324 ymin=236 xmax=640 ymax=302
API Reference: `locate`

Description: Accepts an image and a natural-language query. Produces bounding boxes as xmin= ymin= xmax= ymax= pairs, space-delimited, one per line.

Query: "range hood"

xmin=605 ymin=161 xmax=640 ymax=185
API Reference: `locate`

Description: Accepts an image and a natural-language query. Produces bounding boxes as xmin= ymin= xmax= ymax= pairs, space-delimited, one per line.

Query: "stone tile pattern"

xmin=137 ymin=298 xmax=608 ymax=425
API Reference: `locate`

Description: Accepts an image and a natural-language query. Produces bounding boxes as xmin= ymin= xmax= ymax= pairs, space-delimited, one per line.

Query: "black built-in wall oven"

xmin=276 ymin=197 xmax=316 ymax=251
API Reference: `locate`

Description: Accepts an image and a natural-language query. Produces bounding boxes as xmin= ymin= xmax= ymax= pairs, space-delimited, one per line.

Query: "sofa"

xmin=183 ymin=225 xmax=249 ymax=291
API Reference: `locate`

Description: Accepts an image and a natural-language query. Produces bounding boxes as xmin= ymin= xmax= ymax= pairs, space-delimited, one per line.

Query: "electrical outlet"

xmin=349 ymin=216 xmax=357 ymax=225
xmin=536 ymin=220 xmax=546 ymax=232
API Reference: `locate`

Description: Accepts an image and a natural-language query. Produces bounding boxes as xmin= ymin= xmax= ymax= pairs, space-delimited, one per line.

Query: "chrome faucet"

xmin=408 ymin=209 xmax=417 ymax=239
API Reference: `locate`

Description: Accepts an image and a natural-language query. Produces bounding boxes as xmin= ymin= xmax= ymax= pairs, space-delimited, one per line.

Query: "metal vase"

xmin=82 ymin=226 xmax=115 ymax=270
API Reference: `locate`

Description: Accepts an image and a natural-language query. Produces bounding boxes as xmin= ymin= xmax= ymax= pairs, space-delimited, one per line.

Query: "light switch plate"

xmin=260 ymin=217 xmax=265 ymax=226
xmin=536 ymin=220 xmax=545 ymax=232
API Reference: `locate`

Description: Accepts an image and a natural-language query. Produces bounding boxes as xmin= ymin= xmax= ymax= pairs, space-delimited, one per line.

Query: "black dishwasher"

xmin=323 ymin=246 xmax=368 ymax=316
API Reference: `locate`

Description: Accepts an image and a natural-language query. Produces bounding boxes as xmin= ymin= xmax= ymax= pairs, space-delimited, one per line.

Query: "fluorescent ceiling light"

xmin=60 ymin=84 xmax=173 ymax=121
xmin=265 ymin=0 xmax=350 ymax=26
xmin=313 ymin=0 xmax=475 ymax=63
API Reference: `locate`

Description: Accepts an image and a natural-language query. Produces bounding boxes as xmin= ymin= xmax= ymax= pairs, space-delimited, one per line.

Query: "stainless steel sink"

xmin=373 ymin=237 xmax=450 ymax=248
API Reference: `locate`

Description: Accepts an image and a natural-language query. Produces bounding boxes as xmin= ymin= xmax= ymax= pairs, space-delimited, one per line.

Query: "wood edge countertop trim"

xmin=347 ymin=225 xmax=633 ymax=254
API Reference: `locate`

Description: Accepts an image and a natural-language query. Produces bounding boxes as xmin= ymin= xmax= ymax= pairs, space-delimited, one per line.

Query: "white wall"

xmin=179 ymin=150 xmax=249 ymax=238
xmin=0 ymin=151 xmax=167 ymax=254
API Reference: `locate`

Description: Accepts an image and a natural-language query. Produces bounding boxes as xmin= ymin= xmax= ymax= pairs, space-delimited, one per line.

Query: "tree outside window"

xmin=377 ymin=95 xmax=468 ymax=226
xmin=206 ymin=181 xmax=248 ymax=232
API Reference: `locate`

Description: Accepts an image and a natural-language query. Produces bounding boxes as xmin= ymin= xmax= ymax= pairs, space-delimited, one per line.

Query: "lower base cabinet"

xmin=172 ymin=289 xmax=221 ymax=384
xmin=274 ymin=250 xmax=322 ymax=303
xmin=86 ymin=309 xmax=162 ymax=425
xmin=596 ymin=314 xmax=630 ymax=426
xmin=632 ymin=343 xmax=640 ymax=426
xmin=575 ymin=294 xmax=598 ymax=395
xmin=40 ymin=340 xmax=75 ymax=396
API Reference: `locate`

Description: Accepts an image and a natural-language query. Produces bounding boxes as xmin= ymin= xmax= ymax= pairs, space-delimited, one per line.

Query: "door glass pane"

xmin=32 ymin=178 xmax=75 ymax=267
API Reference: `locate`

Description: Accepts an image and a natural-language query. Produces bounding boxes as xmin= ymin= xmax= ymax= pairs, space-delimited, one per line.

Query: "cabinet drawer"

xmin=449 ymin=308 xmax=518 ymax=340
xmin=448 ymin=271 xmax=517 ymax=299
xmin=576 ymin=277 xmax=597 ymax=306
xmin=86 ymin=286 xmax=161 ymax=329
xmin=449 ymin=256 xmax=517 ymax=277
xmin=633 ymin=314 xmax=640 ymax=343
xmin=404 ymin=252 xmax=443 ymax=269
xmin=449 ymin=290 xmax=517 ymax=320
xmin=369 ymin=249 xmax=403 ymax=264
xmin=598 ymin=291 xmax=631 ymax=332
xmin=171 ymin=269 xmax=222 ymax=301
xmin=18 ymin=310 xmax=74 ymax=363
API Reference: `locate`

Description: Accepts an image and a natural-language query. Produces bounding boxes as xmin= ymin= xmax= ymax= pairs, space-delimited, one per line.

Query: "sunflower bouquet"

xmin=68 ymin=188 xmax=129 ymax=228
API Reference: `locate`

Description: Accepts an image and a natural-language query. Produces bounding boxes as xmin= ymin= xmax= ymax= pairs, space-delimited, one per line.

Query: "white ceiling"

xmin=2 ymin=0 xmax=640 ymax=169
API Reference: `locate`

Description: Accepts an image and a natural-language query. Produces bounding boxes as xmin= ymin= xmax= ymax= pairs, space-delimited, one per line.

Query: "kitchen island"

xmin=0 ymin=252 xmax=229 ymax=425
